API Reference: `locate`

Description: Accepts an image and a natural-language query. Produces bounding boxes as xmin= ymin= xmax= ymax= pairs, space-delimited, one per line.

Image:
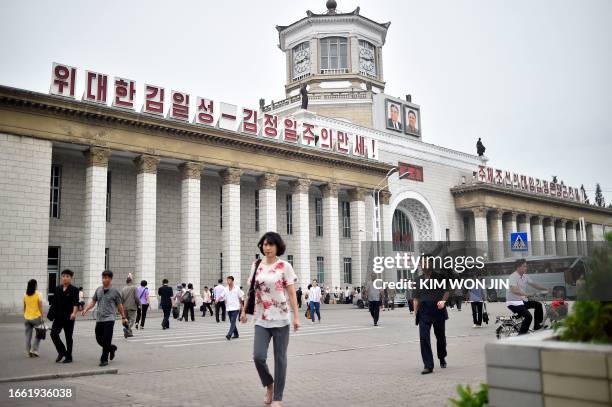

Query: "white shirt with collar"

xmin=224 ymin=285 xmax=244 ymax=311
xmin=309 ymin=286 xmax=322 ymax=303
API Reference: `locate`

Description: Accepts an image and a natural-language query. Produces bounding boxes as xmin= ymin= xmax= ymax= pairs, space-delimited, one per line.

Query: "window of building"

xmin=286 ymin=194 xmax=293 ymax=235
xmin=47 ymin=246 xmax=60 ymax=302
xmin=342 ymin=201 xmax=351 ymax=238
xmin=287 ymin=254 xmax=294 ymax=267
xmin=316 ymin=256 xmax=325 ymax=283
xmin=219 ymin=186 xmax=223 ymax=229
xmin=392 ymin=210 xmax=414 ymax=252
xmin=343 ymin=257 xmax=352 ymax=284
xmin=50 ymin=165 xmax=62 ymax=218
xmin=105 ymin=171 xmax=111 ymax=222
xmin=104 ymin=248 xmax=109 ymax=270
xmin=315 ymin=198 xmax=323 ymax=237
xmin=255 ymin=190 xmax=260 ymax=232
xmin=220 ymin=252 xmax=223 ymax=280
xmin=320 ymin=37 xmax=348 ymax=73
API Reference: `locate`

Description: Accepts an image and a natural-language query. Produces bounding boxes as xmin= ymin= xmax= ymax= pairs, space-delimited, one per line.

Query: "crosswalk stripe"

xmin=127 ymin=324 xmax=361 ymax=342
xmin=136 ymin=325 xmax=365 ymax=344
xmin=160 ymin=326 xmax=380 ymax=348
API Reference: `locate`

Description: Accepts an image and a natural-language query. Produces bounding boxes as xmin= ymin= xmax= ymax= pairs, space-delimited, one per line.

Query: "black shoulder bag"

xmin=245 ymin=259 xmax=263 ymax=315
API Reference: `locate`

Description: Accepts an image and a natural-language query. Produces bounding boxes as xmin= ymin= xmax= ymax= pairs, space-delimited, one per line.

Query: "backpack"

xmin=181 ymin=290 xmax=192 ymax=304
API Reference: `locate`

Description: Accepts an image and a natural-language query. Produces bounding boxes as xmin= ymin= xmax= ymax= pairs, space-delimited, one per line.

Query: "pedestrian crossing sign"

xmin=510 ymin=232 xmax=528 ymax=252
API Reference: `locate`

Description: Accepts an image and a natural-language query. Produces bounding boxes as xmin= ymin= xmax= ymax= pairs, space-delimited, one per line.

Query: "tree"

xmin=595 ymin=183 xmax=605 ymax=207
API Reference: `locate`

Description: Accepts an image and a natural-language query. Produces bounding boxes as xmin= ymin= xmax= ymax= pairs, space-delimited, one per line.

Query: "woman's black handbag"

xmin=483 ymin=303 xmax=489 ymax=325
xmin=245 ymin=259 xmax=262 ymax=315
xmin=35 ymin=321 xmax=47 ymax=340
xmin=172 ymin=307 xmax=179 ymax=319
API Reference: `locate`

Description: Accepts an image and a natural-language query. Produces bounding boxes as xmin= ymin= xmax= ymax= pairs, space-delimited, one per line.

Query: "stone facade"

xmin=0 ymin=134 xmax=52 ymax=312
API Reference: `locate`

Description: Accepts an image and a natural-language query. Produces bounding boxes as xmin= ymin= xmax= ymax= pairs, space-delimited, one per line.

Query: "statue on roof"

xmin=476 ymin=138 xmax=486 ymax=156
xmin=300 ymin=84 xmax=308 ymax=110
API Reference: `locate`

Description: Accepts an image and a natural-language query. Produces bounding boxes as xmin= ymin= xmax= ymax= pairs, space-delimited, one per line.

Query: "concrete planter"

xmin=485 ymin=331 xmax=612 ymax=407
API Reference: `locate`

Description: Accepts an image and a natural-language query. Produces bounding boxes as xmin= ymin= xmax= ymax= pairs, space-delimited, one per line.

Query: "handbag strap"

xmin=250 ymin=259 xmax=263 ymax=291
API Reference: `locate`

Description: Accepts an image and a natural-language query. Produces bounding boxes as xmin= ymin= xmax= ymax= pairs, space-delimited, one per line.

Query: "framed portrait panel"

xmin=385 ymin=99 xmax=403 ymax=132
xmin=403 ymin=105 xmax=420 ymax=136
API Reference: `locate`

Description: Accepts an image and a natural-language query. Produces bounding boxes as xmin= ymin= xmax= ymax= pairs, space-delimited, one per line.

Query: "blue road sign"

xmin=510 ymin=232 xmax=528 ymax=252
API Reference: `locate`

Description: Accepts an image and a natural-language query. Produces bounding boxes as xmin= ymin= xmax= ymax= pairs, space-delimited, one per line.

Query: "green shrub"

xmin=557 ymin=301 xmax=612 ymax=344
xmin=555 ymin=232 xmax=612 ymax=343
xmin=448 ymin=383 xmax=488 ymax=407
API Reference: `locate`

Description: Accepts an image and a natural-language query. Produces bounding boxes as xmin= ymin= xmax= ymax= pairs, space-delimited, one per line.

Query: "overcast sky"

xmin=1 ymin=0 xmax=610 ymax=202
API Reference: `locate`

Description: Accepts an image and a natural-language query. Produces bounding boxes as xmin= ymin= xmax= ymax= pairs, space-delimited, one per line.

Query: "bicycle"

xmin=495 ymin=291 xmax=566 ymax=339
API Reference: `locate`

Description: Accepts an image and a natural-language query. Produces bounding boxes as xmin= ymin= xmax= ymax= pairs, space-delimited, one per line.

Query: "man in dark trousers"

xmin=50 ymin=269 xmax=79 ymax=363
xmin=366 ymin=273 xmax=381 ymax=326
xmin=213 ymin=279 xmax=226 ymax=323
xmin=82 ymin=270 xmax=128 ymax=367
xmin=413 ymin=259 xmax=450 ymax=374
xmin=157 ymin=278 xmax=174 ymax=330
xmin=296 ymin=287 xmax=303 ymax=309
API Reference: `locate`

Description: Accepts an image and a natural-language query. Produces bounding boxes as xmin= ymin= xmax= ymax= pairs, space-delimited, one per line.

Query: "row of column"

xmin=472 ymin=207 xmax=604 ymax=261
xmin=81 ymin=147 xmax=371 ymax=302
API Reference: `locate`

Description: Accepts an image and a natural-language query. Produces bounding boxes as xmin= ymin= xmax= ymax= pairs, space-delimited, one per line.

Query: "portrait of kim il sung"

xmin=385 ymin=99 xmax=403 ymax=132
xmin=404 ymin=105 xmax=420 ymax=136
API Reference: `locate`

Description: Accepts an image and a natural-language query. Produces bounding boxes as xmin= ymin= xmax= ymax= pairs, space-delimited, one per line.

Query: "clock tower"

xmin=266 ymin=1 xmax=390 ymax=127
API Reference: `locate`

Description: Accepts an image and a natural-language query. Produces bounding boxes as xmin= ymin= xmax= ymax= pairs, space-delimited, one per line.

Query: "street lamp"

xmin=373 ymin=167 xmax=398 ymax=244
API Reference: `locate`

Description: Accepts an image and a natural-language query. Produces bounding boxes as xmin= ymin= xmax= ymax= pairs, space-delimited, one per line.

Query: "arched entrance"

xmin=389 ymin=190 xmax=439 ymax=244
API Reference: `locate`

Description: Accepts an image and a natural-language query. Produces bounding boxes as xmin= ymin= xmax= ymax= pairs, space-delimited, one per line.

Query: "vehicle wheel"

xmin=496 ymin=323 xmax=519 ymax=339
xmin=495 ymin=325 xmax=504 ymax=339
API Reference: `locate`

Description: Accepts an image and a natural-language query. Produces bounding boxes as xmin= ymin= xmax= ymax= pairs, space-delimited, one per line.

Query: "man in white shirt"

xmin=224 ymin=276 xmax=244 ymax=340
xmin=506 ymin=259 xmax=549 ymax=334
xmin=214 ymin=279 xmax=226 ymax=323
xmin=308 ymin=280 xmax=322 ymax=324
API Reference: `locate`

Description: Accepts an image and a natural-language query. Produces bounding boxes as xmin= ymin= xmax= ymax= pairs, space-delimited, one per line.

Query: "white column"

xmin=566 ymin=221 xmax=577 ymax=256
xmin=518 ymin=214 xmax=532 ymax=257
xmin=530 ymin=216 xmax=545 ymax=256
xmin=180 ymin=162 xmax=203 ymax=297
xmin=575 ymin=222 xmax=584 ymax=255
xmin=473 ymin=207 xmax=489 ymax=260
xmin=503 ymin=211 xmax=518 ymax=258
xmin=290 ymin=178 xmax=311 ymax=286
xmin=134 ymin=155 xmax=159 ymax=306
xmin=588 ymin=224 xmax=605 ymax=242
xmin=82 ymin=147 xmax=111 ymax=298
xmin=488 ymin=210 xmax=504 ymax=261
xmin=379 ymin=190 xmax=393 ymax=243
xmin=322 ymin=183 xmax=341 ymax=290
xmin=349 ymin=36 xmax=359 ymax=74
xmin=349 ymin=188 xmax=367 ymax=289
xmin=544 ymin=218 xmax=557 ymax=255
xmin=257 ymin=173 xmax=278 ymax=233
xmin=221 ymin=168 xmax=243 ymax=283
xmin=555 ymin=219 xmax=567 ymax=256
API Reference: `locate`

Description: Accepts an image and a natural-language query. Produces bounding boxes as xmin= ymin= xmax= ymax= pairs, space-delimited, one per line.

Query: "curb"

xmin=0 ymin=369 xmax=118 ymax=384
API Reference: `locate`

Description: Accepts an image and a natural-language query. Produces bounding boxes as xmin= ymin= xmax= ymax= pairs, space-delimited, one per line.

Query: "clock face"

xmin=293 ymin=49 xmax=310 ymax=77
xmin=359 ymin=47 xmax=376 ymax=76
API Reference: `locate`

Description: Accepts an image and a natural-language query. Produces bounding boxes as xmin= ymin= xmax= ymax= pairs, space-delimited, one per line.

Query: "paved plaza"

xmin=0 ymin=302 xmax=511 ymax=406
